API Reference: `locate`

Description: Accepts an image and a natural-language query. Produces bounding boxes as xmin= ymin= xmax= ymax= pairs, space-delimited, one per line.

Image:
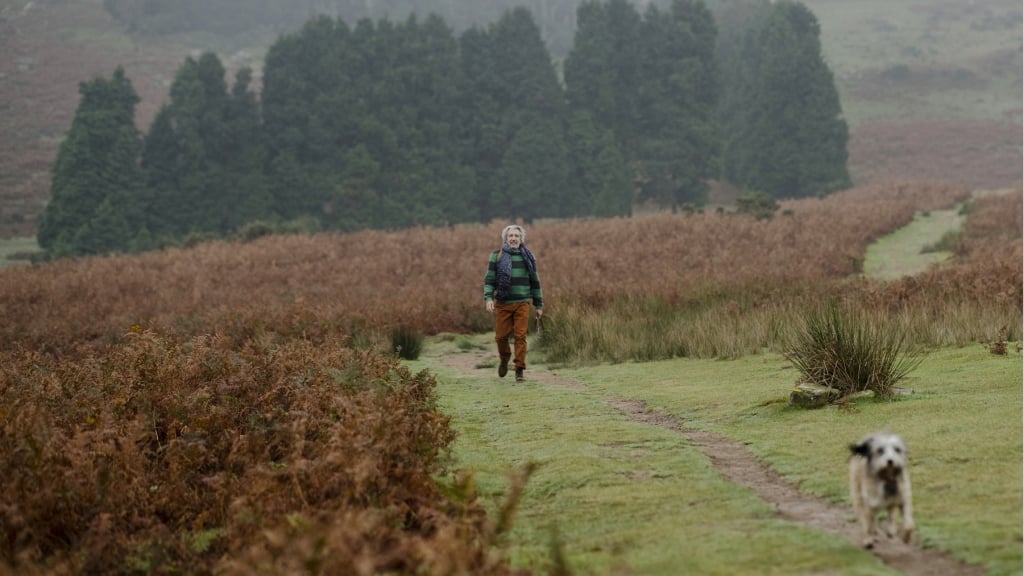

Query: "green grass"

xmin=0 ymin=236 xmax=41 ymax=267
xmin=569 ymin=346 xmax=1024 ymax=575
xmin=410 ymin=336 xmax=1022 ymax=575
xmin=862 ymin=208 xmax=964 ymax=279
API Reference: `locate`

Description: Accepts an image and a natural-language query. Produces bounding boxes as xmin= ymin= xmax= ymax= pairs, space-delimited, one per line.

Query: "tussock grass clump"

xmin=539 ymin=293 xmax=792 ymax=363
xmin=784 ymin=304 xmax=922 ymax=398
xmin=390 ymin=324 xmax=424 ymax=359
xmin=920 ymin=228 xmax=962 ymax=253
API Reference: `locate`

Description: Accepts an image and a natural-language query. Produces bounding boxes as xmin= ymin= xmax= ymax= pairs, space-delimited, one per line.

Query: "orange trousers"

xmin=494 ymin=302 xmax=531 ymax=370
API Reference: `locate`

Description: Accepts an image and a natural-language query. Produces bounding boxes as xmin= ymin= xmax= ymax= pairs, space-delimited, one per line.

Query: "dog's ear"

xmin=850 ymin=440 xmax=871 ymax=457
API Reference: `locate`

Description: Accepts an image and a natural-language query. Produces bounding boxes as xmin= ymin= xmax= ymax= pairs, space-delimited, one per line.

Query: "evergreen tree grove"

xmin=565 ymin=0 xmax=719 ymax=212
xmin=42 ymin=3 xmax=855 ymax=256
xmin=140 ymin=53 xmax=272 ymax=240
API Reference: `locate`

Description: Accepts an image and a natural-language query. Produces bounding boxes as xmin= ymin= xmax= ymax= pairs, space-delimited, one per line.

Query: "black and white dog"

xmin=849 ymin=432 xmax=915 ymax=548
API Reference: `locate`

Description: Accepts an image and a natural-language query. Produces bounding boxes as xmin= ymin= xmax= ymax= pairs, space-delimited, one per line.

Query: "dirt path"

xmin=435 ymin=348 xmax=985 ymax=576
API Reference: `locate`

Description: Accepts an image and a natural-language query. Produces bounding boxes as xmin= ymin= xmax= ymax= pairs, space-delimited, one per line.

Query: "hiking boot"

xmin=515 ymin=367 xmax=524 ymax=382
xmin=498 ymin=358 xmax=509 ymax=378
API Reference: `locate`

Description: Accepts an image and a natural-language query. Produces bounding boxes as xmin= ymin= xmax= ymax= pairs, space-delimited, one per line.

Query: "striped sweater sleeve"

xmin=483 ymin=251 xmax=498 ymax=302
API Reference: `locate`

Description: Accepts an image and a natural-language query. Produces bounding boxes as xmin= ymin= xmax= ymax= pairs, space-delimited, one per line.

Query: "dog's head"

xmin=850 ymin=432 xmax=908 ymax=479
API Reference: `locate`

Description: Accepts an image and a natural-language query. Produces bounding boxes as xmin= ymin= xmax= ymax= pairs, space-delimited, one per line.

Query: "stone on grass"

xmin=789 ymin=382 xmax=841 ymax=408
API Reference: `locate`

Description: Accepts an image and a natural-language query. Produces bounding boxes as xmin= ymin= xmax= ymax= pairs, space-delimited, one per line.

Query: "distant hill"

xmin=803 ymin=0 xmax=1022 ymax=189
xmin=0 ymin=0 xmax=1019 ymax=238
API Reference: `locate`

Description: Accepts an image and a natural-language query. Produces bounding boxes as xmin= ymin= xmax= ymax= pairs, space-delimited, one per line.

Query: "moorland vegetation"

xmin=0 ymin=180 xmax=1020 ymax=573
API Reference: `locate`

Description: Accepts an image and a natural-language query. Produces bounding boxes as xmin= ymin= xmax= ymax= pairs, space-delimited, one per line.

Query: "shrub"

xmin=735 ymin=191 xmax=779 ymax=220
xmin=784 ymin=304 xmax=922 ymax=398
xmin=391 ymin=324 xmax=424 ymax=360
xmin=276 ymin=216 xmax=322 ymax=235
xmin=920 ymin=228 xmax=962 ymax=253
xmin=182 ymin=230 xmax=219 ymax=248
xmin=234 ymin=220 xmax=276 ymax=242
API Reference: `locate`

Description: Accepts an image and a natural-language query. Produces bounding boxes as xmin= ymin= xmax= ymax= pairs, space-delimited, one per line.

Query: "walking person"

xmin=484 ymin=224 xmax=544 ymax=382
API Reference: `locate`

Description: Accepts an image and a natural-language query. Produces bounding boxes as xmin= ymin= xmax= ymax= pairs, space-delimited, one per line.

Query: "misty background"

xmin=0 ymin=0 xmax=1020 ymax=243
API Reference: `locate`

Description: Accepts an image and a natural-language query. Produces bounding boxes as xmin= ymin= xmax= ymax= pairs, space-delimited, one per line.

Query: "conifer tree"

xmin=162 ymin=55 xmax=214 ymax=235
xmin=590 ymin=131 xmax=634 ymax=217
xmin=456 ymin=26 xmax=505 ymax=220
xmin=367 ymin=14 xmax=473 ymax=228
xmin=262 ymin=17 xmax=346 ymax=220
xmin=223 ymin=67 xmax=272 ymax=230
xmin=263 ymin=16 xmax=391 ymax=228
xmin=635 ymin=0 xmax=720 ymax=209
xmin=145 ymin=52 xmax=272 ymax=238
xmin=465 ymin=7 xmax=572 ymax=222
xmin=495 ymin=115 xmax=570 ymax=223
xmin=140 ymin=105 xmax=180 ymax=240
xmin=262 ymin=14 xmax=479 ymax=231
xmin=73 ymin=196 xmax=133 ymax=255
xmin=566 ymin=0 xmax=718 ymax=211
xmin=39 ymin=67 xmax=145 ymax=258
xmin=720 ymin=1 xmax=850 ymax=198
xmin=492 ymin=8 xmax=566 ymax=119
xmin=566 ymin=110 xmax=632 ymax=217
xmin=564 ymin=0 xmax=643 ymax=157
xmin=326 ymin=144 xmax=381 ymax=232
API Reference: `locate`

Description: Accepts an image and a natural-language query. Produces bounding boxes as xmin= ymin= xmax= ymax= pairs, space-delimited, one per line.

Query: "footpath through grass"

xmin=411 ymin=337 xmax=1022 ymax=575
xmin=862 ymin=207 xmax=963 ymax=279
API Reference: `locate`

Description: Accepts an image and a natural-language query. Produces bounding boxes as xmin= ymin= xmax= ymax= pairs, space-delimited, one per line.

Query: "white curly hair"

xmin=501 ymin=224 xmax=526 ymax=244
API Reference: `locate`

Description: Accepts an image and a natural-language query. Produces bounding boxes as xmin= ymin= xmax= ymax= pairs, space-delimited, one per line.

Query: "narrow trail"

xmin=435 ymin=348 xmax=985 ymax=576
xmin=862 ymin=206 xmax=964 ymax=280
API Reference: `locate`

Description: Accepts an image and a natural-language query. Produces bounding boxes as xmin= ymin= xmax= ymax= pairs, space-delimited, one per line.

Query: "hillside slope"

xmin=804 ymin=0 xmax=1022 ymax=189
xmin=0 ymin=0 xmax=1019 ymax=238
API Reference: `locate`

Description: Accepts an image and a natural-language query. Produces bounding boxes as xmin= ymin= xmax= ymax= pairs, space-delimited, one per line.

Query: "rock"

xmin=789 ymin=382 xmax=841 ymax=408
xmin=842 ymin=390 xmax=876 ymax=403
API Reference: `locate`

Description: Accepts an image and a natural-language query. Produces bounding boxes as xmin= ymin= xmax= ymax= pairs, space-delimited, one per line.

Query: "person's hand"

xmin=486 ymin=300 xmax=495 ymax=313
xmin=535 ymin=309 xmax=543 ymax=321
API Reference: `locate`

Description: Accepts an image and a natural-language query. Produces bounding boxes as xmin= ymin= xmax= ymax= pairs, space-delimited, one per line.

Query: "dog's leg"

xmin=883 ymin=505 xmax=898 ymax=538
xmin=850 ymin=459 xmax=877 ymax=548
xmin=863 ymin=507 xmax=879 ymax=548
xmin=899 ymin=475 xmax=915 ymax=543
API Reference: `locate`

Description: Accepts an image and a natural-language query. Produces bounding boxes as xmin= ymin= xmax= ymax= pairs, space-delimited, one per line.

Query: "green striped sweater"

xmin=483 ymin=250 xmax=543 ymax=308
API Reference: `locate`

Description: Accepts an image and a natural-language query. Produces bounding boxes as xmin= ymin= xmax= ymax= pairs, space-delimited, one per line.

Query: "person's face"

xmin=506 ymin=228 xmax=522 ymax=249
